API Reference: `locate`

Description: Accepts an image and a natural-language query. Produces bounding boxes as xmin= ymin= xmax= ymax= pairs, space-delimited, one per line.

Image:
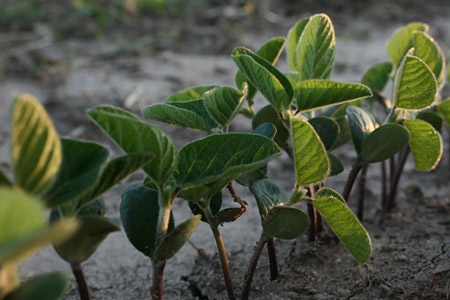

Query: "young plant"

xmin=0 ymin=94 xmax=79 ymax=300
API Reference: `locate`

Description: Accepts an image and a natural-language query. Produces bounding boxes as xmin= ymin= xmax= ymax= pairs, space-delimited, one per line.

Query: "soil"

xmin=1 ymin=1 xmax=449 ymax=299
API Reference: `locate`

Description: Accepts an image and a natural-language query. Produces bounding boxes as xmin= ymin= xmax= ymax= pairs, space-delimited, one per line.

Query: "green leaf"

xmin=262 ymin=207 xmax=309 ymax=240
xmin=387 ymin=22 xmax=428 ymax=68
xmin=252 ymin=105 xmax=289 ymax=146
xmin=176 ymin=133 xmax=281 ymax=190
xmin=313 ymin=197 xmax=371 ymax=263
xmin=120 ymin=183 xmax=175 ymax=258
xmin=253 ymin=122 xmax=277 ymax=140
xmin=154 ymin=215 xmax=201 ymax=261
xmin=328 ymin=152 xmax=344 ymax=176
xmin=404 ymin=119 xmax=442 ymax=171
xmin=360 ymin=62 xmax=393 ymax=104
xmin=412 ymin=31 xmax=446 ymax=88
xmin=11 ymin=94 xmax=62 ymax=195
xmin=44 ymin=139 xmax=109 ymax=208
xmin=287 ymin=17 xmax=310 ymax=72
xmin=204 ymin=85 xmax=246 ymax=127
xmin=142 ymin=103 xmax=213 ymax=132
xmin=236 ymin=37 xmax=286 ymax=102
xmin=291 ymin=117 xmax=329 ymax=186
xmin=346 ymin=106 xmax=377 ymax=154
xmin=438 ymin=99 xmax=450 ymax=126
xmin=309 ymin=117 xmax=339 ymax=150
xmin=164 ymin=85 xmax=218 ymax=102
xmin=188 ymin=192 xmax=222 ymax=223
xmin=4 ymin=272 xmax=70 ymax=300
xmin=51 ymin=213 xmax=120 ymax=264
xmin=316 ymin=188 xmax=345 ymax=203
xmin=294 ymin=13 xmax=335 ymax=80
xmin=417 ymin=111 xmax=444 ymax=132
xmin=76 ymin=152 xmax=154 ymax=210
xmin=251 ymin=179 xmax=285 ymax=220
xmin=296 ymin=80 xmax=372 ymax=112
xmin=330 ymin=115 xmax=352 ymax=150
xmin=168 ymin=99 xmax=219 ymax=129
xmin=87 ymin=105 xmax=178 ymax=186
xmin=0 ymin=168 xmax=11 ymax=186
xmin=232 ymin=47 xmax=293 ymax=112
xmin=361 ymin=124 xmax=410 ymax=163
xmin=393 ymin=51 xmax=437 ymax=110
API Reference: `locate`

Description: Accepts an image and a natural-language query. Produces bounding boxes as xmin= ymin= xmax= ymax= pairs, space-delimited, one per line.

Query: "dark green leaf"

xmin=330 ymin=115 xmax=352 ymax=150
xmin=309 ymin=117 xmax=339 ymax=150
xmin=287 ymin=17 xmax=310 ymax=72
xmin=291 ymin=117 xmax=329 ymax=186
xmin=176 ymin=133 xmax=281 ymax=191
xmin=296 ymin=80 xmax=372 ymax=112
xmin=0 ymin=168 xmax=11 ymax=186
xmin=346 ymin=106 xmax=377 ymax=154
xmin=417 ymin=111 xmax=444 ymax=132
xmin=44 ymin=139 xmax=109 ymax=208
xmin=294 ymin=13 xmax=335 ymax=80
xmin=164 ymin=85 xmax=217 ymax=102
xmin=232 ymin=47 xmax=293 ymax=113
xmin=362 ymin=124 xmax=410 ymax=163
xmin=262 ymin=207 xmax=309 ymax=240
xmin=168 ymin=99 xmax=219 ymax=129
xmin=154 ymin=215 xmax=201 ymax=261
xmin=253 ymin=123 xmax=277 ymax=140
xmin=328 ymin=152 xmax=344 ymax=176
xmin=4 ymin=272 xmax=70 ymax=300
xmin=313 ymin=197 xmax=371 ymax=263
xmin=251 ymin=179 xmax=285 ymax=220
xmin=360 ymin=62 xmax=393 ymax=103
xmin=204 ymin=85 xmax=246 ymax=127
xmin=252 ymin=105 xmax=289 ymax=146
xmin=11 ymin=94 xmax=61 ymax=195
xmin=87 ymin=105 xmax=178 ymax=186
xmin=438 ymin=99 xmax=450 ymax=126
xmin=120 ymin=183 xmax=174 ymax=258
xmin=404 ymin=119 xmax=442 ymax=171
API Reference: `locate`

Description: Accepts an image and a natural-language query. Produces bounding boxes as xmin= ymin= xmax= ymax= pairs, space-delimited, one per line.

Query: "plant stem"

xmin=379 ymin=147 xmax=410 ymax=225
xmin=314 ymin=183 xmax=323 ymax=234
xmin=306 ymin=185 xmax=316 ymax=242
xmin=241 ymin=232 xmax=269 ymax=300
xmin=381 ymin=160 xmax=387 ymax=211
xmin=203 ymin=206 xmax=236 ymax=300
xmin=151 ymin=261 xmax=165 ymax=300
xmin=266 ymin=238 xmax=278 ymax=281
xmin=342 ymin=159 xmax=364 ymax=203
xmin=357 ymin=163 xmax=369 ymax=220
xmin=71 ymin=263 xmax=90 ymax=300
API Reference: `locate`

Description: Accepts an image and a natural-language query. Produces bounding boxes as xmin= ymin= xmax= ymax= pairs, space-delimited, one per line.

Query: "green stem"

xmin=306 ymin=185 xmax=316 ymax=242
xmin=342 ymin=158 xmax=364 ymax=203
xmin=357 ymin=162 xmax=369 ymax=220
xmin=203 ymin=205 xmax=236 ymax=300
xmin=241 ymin=232 xmax=269 ymax=300
xmin=71 ymin=263 xmax=90 ymax=300
xmin=151 ymin=261 xmax=165 ymax=300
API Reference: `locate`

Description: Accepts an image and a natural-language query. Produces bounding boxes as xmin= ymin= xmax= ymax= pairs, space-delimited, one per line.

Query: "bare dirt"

xmin=1 ymin=1 xmax=449 ymax=299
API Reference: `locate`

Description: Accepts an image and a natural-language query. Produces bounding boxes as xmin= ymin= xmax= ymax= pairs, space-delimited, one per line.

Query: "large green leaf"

xmin=142 ymin=103 xmax=213 ymax=132
xmin=438 ymin=99 xmax=450 ymax=126
xmin=176 ymin=133 xmax=281 ymax=190
xmin=4 ymin=272 xmax=70 ymax=300
xmin=309 ymin=117 xmax=339 ymax=150
xmin=360 ymin=62 xmax=393 ymax=103
xmin=291 ymin=117 xmax=329 ymax=186
xmin=361 ymin=124 xmax=410 ymax=163
xmin=235 ymin=37 xmax=286 ymax=102
xmin=168 ymin=99 xmax=219 ymax=129
xmin=287 ymin=17 xmax=310 ymax=72
xmin=413 ymin=31 xmax=446 ymax=88
xmin=296 ymin=80 xmax=372 ymax=112
xmin=294 ymin=13 xmax=335 ymax=80
xmin=386 ymin=22 xmax=428 ymax=68
xmin=11 ymin=94 xmax=62 ymax=195
xmin=87 ymin=105 xmax=178 ymax=186
xmin=76 ymin=152 xmax=154 ymax=210
xmin=120 ymin=183 xmax=175 ymax=258
xmin=252 ymin=104 xmax=290 ymax=147
xmin=404 ymin=119 xmax=442 ymax=171
xmin=393 ymin=51 xmax=437 ymax=110
xmin=313 ymin=197 xmax=371 ymax=263
xmin=232 ymin=47 xmax=293 ymax=113
xmin=203 ymin=85 xmax=246 ymax=127
xmin=251 ymin=179 xmax=285 ymax=220
xmin=164 ymin=85 xmax=217 ymax=102
xmin=154 ymin=215 xmax=201 ymax=261
xmin=44 ymin=139 xmax=109 ymax=208
xmin=262 ymin=207 xmax=309 ymax=240
xmin=346 ymin=106 xmax=377 ymax=154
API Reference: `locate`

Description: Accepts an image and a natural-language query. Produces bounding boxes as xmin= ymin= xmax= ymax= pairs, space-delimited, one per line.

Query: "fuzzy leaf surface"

xmin=416 ymin=111 xmax=443 ymax=133
xmin=404 ymin=119 xmax=442 ymax=171
xmin=251 ymin=179 xmax=285 ymax=220
xmin=164 ymin=85 xmax=217 ymax=102
xmin=313 ymin=197 xmax=371 ymax=263
xmin=291 ymin=118 xmax=329 ymax=186
xmin=287 ymin=17 xmax=310 ymax=72
xmin=87 ymin=105 xmax=177 ymax=186
xmin=294 ymin=13 xmax=335 ymax=80
xmin=11 ymin=94 xmax=61 ymax=195
xmin=204 ymin=86 xmax=246 ymax=127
